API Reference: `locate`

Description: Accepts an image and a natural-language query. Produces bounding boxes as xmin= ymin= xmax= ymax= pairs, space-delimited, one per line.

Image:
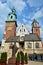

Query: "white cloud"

xmin=26 ymin=20 xmax=32 ymax=33
xmin=0 ymin=24 xmax=4 ymax=28
xmin=7 ymin=0 xmax=26 ymax=13
xmin=27 ymin=0 xmax=43 ymax=7
xmin=0 ymin=1 xmax=10 ymax=20
xmin=14 ymin=0 xmax=26 ymax=12
xmin=0 ymin=1 xmax=11 ymax=26
xmin=23 ymin=18 xmax=27 ymax=23
xmin=23 ymin=15 xmax=31 ymax=19
xmin=31 ymin=8 xmax=43 ymax=19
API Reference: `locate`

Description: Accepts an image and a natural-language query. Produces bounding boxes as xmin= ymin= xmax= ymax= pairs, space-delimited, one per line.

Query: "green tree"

xmin=1 ymin=52 xmax=7 ymax=62
xmin=20 ymin=51 xmax=24 ymax=63
xmin=16 ymin=52 xmax=20 ymax=62
xmin=24 ymin=53 xmax=28 ymax=62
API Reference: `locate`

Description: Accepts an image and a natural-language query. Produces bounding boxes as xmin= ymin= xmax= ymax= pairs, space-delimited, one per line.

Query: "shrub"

xmin=16 ymin=52 xmax=20 ymax=62
xmin=24 ymin=53 xmax=28 ymax=62
xmin=0 ymin=52 xmax=7 ymax=62
xmin=20 ymin=51 xmax=24 ymax=63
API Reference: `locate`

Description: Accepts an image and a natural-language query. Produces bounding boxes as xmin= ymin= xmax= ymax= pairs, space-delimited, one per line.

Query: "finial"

xmin=11 ymin=7 xmax=16 ymax=14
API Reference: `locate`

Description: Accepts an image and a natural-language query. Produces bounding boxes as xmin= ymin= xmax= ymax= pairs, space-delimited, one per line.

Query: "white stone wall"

xmin=24 ymin=41 xmax=43 ymax=54
xmin=25 ymin=41 xmax=42 ymax=49
xmin=1 ymin=39 xmax=6 ymax=46
xmin=0 ymin=39 xmax=12 ymax=63
xmin=16 ymin=23 xmax=29 ymax=37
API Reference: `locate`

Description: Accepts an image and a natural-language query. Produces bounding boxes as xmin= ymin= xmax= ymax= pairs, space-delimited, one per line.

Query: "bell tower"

xmin=3 ymin=9 xmax=17 ymax=39
xmin=32 ymin=19 xmax=40 ymax=37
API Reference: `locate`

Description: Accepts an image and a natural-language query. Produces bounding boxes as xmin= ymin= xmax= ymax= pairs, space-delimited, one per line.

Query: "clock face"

xmin=7 ymin=26 xmax=12 ymax=30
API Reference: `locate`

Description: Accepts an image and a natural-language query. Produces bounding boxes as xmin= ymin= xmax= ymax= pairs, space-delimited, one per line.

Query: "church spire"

xmin=32 ymin=19 xmax=40 ymax=37
xmin=3 ymin=8 xmax=17 ymax=39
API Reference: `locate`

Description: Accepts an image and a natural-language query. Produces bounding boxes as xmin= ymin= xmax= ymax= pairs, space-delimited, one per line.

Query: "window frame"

xmin=28 ymin=43 xmax=32 ymax=48
xmin=35 ymin=43 xmax=39 ymax=48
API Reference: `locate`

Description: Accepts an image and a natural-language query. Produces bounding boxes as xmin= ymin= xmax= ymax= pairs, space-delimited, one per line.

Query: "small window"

xmin=0 ymin=44 xmax=1 ymax=46
xmin=22 ymin=25 xmax=23 ymax=27
xmin=35 ymin=43 xmax=39 ymax=48
xmin=28 ymin=43 xmax=32 ymax=48
xmin=24 ymin=29 xmax=25 ymax=32
xmin=20 ymin=29 xmax=21 ymax=32
xmin=11 ymin=16 xmax=13 ymax=19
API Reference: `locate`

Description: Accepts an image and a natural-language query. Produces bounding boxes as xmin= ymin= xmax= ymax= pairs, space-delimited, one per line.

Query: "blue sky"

xmin=0 ymin=0 xmax=43 ymax=41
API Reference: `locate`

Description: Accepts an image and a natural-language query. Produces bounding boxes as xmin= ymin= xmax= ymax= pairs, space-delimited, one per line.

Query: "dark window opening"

xmin=35 ymin=43 xmax=39 ymax=48
xmin=24 ymin=29 xmax=25 ymax=32
xmin=22 ymin=25 xmax=23 ymax=27
xmin=28 ymin=43 xmax=32 ymax=48
xmin=0 ymin=44 xmax=1 ymax=46
xmin=11 ymin=16 xmax=13 ymax=19
xmin=20 ymin=29 xmax=21 ymax=32
xmin=19 ymin=42 xmax=24 ymax=48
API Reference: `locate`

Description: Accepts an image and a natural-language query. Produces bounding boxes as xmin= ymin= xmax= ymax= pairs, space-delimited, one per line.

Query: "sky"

xmin=0 ymin=0 xmax=43 ymax=41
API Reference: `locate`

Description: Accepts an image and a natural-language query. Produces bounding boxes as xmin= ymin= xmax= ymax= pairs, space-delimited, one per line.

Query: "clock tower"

xmin=32 ymin=19 xmax=40 ymax=37
xmin=3 ymin=9 xmax=17 ymax=39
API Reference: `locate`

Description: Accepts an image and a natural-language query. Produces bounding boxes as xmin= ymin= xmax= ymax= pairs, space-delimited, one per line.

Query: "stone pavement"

xmin=24 ymin=61 xmax=43 ymax=65
xmin=7 ymin=61 xmax=43 ymax=65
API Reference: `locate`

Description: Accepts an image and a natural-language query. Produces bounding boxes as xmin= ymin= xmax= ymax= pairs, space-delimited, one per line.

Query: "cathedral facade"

xmin=0 ymin=9 xmax=43 ymax=62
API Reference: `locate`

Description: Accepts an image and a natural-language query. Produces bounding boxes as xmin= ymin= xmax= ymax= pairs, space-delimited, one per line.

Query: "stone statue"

xmin=8 ymin=42 xmax=18 ymax=65
xmin=12 ymin=42 xmax=18 ymax=57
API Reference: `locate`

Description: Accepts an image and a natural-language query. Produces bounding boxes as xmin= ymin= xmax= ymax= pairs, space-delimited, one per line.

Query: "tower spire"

xmin=32 ymin=19 xmax=40 ymax=37
xmin=3 ymin=8 xmax=17 ymax=39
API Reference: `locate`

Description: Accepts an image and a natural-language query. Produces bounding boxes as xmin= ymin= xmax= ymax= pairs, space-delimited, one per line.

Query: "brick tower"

xmin=32 ymin=19 xmax=40 ymax=37
xmin=2 ymin=9 xmax=18 ymax=64
xmin=3 ymin=9 xmax=17 ymax=39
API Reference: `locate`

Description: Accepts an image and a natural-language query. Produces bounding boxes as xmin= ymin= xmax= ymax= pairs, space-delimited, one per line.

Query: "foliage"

xmin=0 ymin=52 xmax=7 ymax=62
xmin=20 ymin=51 xmax=24 ymax=62
xmin=16 ymin=52 xmax=20 ymax=62
xmin=24 ymin=53 xmax=28 ymax=61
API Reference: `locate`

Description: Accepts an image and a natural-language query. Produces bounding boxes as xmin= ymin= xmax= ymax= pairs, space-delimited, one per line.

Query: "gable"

xmin=16 ymin=23 xmax=29 ymax=36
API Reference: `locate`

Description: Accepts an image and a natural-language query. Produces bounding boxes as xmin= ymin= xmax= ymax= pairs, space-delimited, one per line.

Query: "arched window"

xmin=20 ymin=29 xmax=21 ymax=32
xmin=28 ymin=43 xmax=32 ymax=48
xmin=11 ymin=16 xmax=13 ymax=19
xmin=22 ymin=25 xmax=23 ymax=27
xmin=24 ymin=29 xmax=25 ymax=32
xmin=35 ymin=43 xmax=39 ymax=48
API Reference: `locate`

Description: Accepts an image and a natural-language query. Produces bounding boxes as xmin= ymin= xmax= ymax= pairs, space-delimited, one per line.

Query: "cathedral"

xmin=0 ymin=9 xmax=43 ymax=62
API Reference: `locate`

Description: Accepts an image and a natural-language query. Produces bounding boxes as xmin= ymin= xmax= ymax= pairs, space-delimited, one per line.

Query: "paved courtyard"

xmin=24 ymin=61 xmax=43 ymax=65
